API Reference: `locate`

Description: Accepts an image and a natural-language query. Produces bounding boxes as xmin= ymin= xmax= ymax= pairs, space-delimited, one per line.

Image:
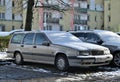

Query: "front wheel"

xmin=14 ymin=52 xmax=23 ymax=65
xmin=112 ymin=52 xmax=120 ymax=67
xmin=55 ymin=55 xmax=69 ymax=71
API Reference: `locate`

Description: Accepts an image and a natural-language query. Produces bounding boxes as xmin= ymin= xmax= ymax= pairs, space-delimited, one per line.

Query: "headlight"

xmin=79 ymin=51 xmax=90 ymax=56
xmin=104 ymin=49 xmax=110 ymax=54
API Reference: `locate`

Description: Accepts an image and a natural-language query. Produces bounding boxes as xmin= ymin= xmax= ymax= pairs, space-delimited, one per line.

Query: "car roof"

xmin=13 ymin=30 xmax=67 ymax=34
xmin=69 ymin=30 xmax=111 ymax=33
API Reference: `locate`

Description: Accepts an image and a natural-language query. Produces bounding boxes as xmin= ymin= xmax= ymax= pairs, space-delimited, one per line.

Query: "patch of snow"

xmin=33 ymin=68 xmax=51 ymax=73
xmin=0 ymin=52 xmax=7 ymax=59
xmin=7 ymin=64 xmax=51 ymax=73
xmin=0 ymin=52 xmax=51 ymax=73
xmin=1 ymin=52 xmax=120 ymax=81
xmin=55 ymin=67 xmax=120 ymax=82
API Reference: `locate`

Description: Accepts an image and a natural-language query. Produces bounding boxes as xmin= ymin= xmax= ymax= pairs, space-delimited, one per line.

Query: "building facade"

xmin=87 ymin=0 xmax=104 ymax=30
xmin=31 ymin=0 xmax=88 ymax=31
xmin=104 ymin=0 xmax=120 ymax=32
xmin=23 ymin=0 xmax=120 ymax=32
xmin=0 ymin=0 xmax=22 ymax=31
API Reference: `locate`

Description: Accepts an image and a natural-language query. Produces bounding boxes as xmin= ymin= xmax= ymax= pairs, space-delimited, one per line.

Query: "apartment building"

xmin=87 ymin=0 xmax=104 ymax=30
xmin=104 ymin=0 xmax=120 ymax=32
xmin=0 ymin=0 xmax=22 ymax=31
xmin=61 ymin=0 xmax=88 ymax=31
xmin=31 ymin=0 xmax=88 ymax=31
xmin=24 ymin=0 xmax=120 ymax=32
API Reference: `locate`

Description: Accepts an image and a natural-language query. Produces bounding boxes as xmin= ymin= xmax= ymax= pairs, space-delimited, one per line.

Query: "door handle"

xmin=21 ymin=45 xmax=24 ymax=47
xmin=33 ymin=46 xmax=37 ymax=48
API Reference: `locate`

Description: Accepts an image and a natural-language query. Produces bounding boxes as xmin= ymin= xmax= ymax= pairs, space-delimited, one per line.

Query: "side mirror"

xmin=42 ymin=41 xmax=50 ymax=46
xmin=97 ymin=39 xmax=103 ymax=45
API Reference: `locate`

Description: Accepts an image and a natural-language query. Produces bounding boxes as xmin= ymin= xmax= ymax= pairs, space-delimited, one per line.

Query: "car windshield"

xmin=44 ymin=31 xmax=82 ymax=43
xmin=97 ymin=31 xmax=120 ymax=41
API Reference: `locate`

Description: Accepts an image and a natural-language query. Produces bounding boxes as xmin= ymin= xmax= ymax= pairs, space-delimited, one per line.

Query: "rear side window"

xmin=34 ymin=33 xmax=48 ymax=45
xmin=23 ymin=33 xmax=35 ymax=45
xmin=11 ymin=34 xmax=24 ymax=44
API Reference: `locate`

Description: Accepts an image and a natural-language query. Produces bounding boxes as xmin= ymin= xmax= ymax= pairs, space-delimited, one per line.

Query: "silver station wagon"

xmin=7 ymin=31 xmax=113 ymax=71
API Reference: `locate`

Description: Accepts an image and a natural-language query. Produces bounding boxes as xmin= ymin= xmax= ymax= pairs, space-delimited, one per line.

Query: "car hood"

xmin=55 ymin=42 xmax=107 ymax=51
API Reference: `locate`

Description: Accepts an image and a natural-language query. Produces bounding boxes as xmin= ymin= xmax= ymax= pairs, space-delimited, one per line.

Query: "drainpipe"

xmin=39 ymin=0 xmax=44 ymax=30
xmin=70 ymin=0 xmax=75 ymax=30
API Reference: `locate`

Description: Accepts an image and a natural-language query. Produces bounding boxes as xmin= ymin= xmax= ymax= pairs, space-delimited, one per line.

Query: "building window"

xmin=12 ymin=14 xmax=15 ymax=20
xmin=12 ymin=26 xmax=15 ymax=30
xmin=88 ymin=15 xmax=90 ymax=21
xmin=87 ymin=4 xmax=89 ymax=9
xmin=44 ymin=25 xmax=52 ymax=30
xmin=108 ymin=15 xmax=111 ymax=22
xmin=0 ymin=0 xmax=5 ymax=6
xmin=3 ymin=0 xmax=5 ymax=6
xmin=0 ymin=13 xmax=5 ymax=19
xmin=2 ymin=13 xmax=5 ymax=19
xmin=74 ymin=26 xmax=82 ymax=31
xmin=0 ymin=25 xmax=5 ymax=31
xmin=12 ymin=1 xmax=15 ymax=7
xmin=60 ymin=26 xmax=63 ymax=31
xmin=108 ymin=4 xmax=111 ymax=10
xmin=95 ymin=16 xmax=97 ymax=22
xmin=45 ymin=12 xmax=52 ymax=19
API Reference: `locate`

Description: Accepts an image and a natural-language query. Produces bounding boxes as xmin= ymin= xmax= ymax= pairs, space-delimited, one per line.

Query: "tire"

xmin=55 ymin=55 xmax=69 ymax=71
xmin=14 ymin=52 xmax=23 ymax=65
xmin=112 ymin=52 xmax=120 ymax=67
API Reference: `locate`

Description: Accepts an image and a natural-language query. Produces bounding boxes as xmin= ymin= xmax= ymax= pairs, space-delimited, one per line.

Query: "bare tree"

xmin=25 ymin=0 xmax=70 ymax=31
xmin=25 ymin=0 xmax=34 ymax=31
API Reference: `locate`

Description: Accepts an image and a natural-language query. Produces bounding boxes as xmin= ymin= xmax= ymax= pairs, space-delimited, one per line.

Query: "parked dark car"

xmin=70 ymin=30 xmax=120 ymax=67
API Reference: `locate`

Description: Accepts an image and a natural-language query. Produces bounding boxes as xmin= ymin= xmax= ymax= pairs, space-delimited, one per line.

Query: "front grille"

xmin=91 ymin=50 xmax=104 ymax=55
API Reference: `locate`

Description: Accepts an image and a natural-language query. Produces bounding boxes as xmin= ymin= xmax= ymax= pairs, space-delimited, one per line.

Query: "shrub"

xmin=0 ymin=36 xmax=11 ymax=52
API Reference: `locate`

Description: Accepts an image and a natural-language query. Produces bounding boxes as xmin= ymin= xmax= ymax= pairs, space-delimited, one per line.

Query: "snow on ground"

xmin=0 ymin=52 xmax=120 ymax=81
xmin=56 ymin=67 xmax=120 ymax=82
xmin=0 ymin=52 xmax=51 ymax=73
xmin=0 ymin=52 xmax=7 ymax=59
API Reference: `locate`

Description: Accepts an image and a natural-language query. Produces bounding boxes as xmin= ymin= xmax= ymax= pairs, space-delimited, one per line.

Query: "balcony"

xmin=74 ymin=20 xmax=87 ymax=25
xmin=43 ymin=18 xmax=59 ymax=24
xmin=74 ymin=7 xmax=87 ymax=13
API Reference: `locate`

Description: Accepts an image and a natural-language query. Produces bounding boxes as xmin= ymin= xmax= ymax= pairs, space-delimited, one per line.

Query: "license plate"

xmin=95 ymin=57 xmax=106 ymax=62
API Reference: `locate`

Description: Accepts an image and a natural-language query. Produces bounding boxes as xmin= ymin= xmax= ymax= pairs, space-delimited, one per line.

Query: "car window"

xmin=23 ymin=33 xmax=35 ymax=45
xmin=72 ymin=32 xmax=85 ymax=41
xmin=85 ymin=33 xmax=100 ymax=43
xmin=34 ymin=33 xmax=48 ymax=45
xmin=11 ymin=34 xmax=24 ymax=44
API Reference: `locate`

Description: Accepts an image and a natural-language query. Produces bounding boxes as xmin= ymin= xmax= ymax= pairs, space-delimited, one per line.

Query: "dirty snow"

xmin=55 ymin=67 xmax=120 ymax=82
xmin=0 ymin=52 xmax=7 ymax=60
xmin=0 ymin=52 xmax=120 ymax=81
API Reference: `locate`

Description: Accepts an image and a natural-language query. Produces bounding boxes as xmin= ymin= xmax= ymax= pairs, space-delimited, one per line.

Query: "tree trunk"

xmin=25 ymin=0 xmax=34 ymax=31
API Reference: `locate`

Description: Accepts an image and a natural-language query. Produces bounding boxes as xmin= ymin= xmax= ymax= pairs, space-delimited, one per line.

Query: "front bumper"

xmin=68 ymin=54 xmax=113 ymax=67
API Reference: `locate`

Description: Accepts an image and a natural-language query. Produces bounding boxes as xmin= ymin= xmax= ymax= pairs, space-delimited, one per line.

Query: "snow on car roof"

xmin=42 ymin=31 xmax=82 ymax=43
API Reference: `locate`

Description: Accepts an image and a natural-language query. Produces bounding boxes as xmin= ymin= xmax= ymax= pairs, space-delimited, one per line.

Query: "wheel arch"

xmin=13 ymin=51 xmax=22 ymax=58
xmin=54 ymin=52 xmax=69 ymax=65
xmin=111 ymin=50 xmax=120 ymax=67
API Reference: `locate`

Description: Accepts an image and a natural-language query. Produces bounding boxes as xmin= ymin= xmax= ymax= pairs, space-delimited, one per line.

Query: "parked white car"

xmin=7 ymin=31 xmax=113 ymax=71
xmin=0 ymin=29 xmax=24 ymax=36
